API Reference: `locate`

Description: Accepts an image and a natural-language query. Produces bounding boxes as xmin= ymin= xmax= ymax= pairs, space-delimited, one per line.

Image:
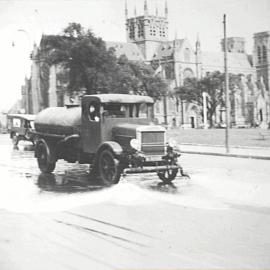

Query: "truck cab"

xmin=34 ymin=94 xmax=187 ymax=185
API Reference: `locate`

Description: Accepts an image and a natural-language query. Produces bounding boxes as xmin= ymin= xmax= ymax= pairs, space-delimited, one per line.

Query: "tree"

xmin=38 ymin=23 xmax=168 ymax=99
xmin=174 ymin=71 xmax=240 ymax=127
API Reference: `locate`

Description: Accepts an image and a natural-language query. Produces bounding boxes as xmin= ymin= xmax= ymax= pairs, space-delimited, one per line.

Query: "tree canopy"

xmin=174 ymin=71 xmax=241 ymax=126
xmin=38 ymin=23 xmax=167 ymax=99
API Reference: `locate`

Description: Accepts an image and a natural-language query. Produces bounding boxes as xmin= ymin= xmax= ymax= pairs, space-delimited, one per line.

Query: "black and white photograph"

xmin=0 ymin=0 xmax=270 ymax=269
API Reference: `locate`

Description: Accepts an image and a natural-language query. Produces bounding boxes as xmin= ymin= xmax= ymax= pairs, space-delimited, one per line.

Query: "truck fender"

xmin=96 ymin=141 xmax=123 ymax=157
xmin=35 ymin=139 xmax=57 ymax=163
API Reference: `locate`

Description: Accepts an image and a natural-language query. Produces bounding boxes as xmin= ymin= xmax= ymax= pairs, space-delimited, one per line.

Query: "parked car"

xmin=33 ymin=94 xmax=188 ymax=185
xmin=7 ymin=114 xmax=36 ymax=146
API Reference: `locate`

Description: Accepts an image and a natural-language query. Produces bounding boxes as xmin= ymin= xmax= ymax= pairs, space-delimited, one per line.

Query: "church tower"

xmin=221 ymin=37 xmax=246 ymax=53
xmin=253 ymin=31 xmax=270 ymax=91
xmin=125 ymin=0 xmax=169 ymax=61
xmin=195 ymin=34 xmax=202 ymax=79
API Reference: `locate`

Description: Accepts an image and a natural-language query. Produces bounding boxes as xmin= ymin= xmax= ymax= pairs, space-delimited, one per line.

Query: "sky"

xmin=0 ymin=0 xmax=269 ymax=112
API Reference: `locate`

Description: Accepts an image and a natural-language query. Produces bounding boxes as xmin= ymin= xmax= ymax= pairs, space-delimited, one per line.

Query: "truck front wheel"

xmin=98 ymin=149 xmax=121 ymax=185
xmin=157 ymin=168 xmax=178 ymax=184
xmin=36 ymin=141 xmax=56 ymax=173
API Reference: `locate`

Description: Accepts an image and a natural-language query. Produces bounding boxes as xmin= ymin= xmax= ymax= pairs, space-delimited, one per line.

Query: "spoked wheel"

xmin=36 ymin=142 xmax=56 ymax=173
xmin=157 ymin=168 xmax=178 ymax=184
xmin=98 ymin=149 xmax=121 ymax=185
xmin=12 ymin=133 xmax=19 ymax=146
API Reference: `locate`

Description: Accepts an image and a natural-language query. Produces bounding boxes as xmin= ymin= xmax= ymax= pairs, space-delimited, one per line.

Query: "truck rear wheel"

xmin=36 ymin=141 xmax=56 ymax=173
xmin=98 ymin=149 xmax=121 ymax=185
xmin=12 ymin=133 xmax=19 ymax=146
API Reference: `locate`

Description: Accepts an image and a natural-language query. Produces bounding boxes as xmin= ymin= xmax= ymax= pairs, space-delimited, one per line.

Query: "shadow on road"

xmin=143 ymin=181 xmax=179 ymax=194
xmin=37 ymin=172 xmax=105 ymax=193
xmin=12 ymin=144 xmax=35 ymax=151
xmin=37 ymin=171 xmax=182 ymax=195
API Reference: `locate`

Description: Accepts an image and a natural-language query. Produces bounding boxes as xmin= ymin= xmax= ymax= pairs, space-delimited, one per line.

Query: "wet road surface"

xmin=0 ymin=134 xmax=270 ymax=269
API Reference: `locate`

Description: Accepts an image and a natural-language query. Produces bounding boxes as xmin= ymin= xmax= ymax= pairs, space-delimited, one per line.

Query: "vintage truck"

xmin=33 ymin=94 xmax=188 ymax=185
xmin=7 ymin=114 xmax=36 ymax=146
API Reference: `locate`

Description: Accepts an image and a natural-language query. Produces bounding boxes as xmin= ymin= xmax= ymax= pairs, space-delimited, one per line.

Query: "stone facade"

xmin=122 ymin=1 xmax=270 ymax=128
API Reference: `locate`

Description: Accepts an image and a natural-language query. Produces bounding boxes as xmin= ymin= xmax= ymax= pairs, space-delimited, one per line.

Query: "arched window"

xmin=257 ymin=46 xmax=262 ymax=63
xmin=184 ymin=48 xmax=191 ymax=62
xmin=262 ymin=45 xmax=267 ymax=62
xmin=183 ymin=68 xmax=194 ymax=79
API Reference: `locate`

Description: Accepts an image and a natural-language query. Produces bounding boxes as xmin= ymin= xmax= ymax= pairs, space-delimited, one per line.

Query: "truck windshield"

xmin=128 ymin=103 xmax=148 ymax=118
xmin=103 ymin=104 xmax=126 ymax=118
xmin=102 ymin=103 xmax=152 ymax=119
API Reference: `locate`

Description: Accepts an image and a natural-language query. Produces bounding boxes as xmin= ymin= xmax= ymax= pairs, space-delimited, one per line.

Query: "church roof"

xmin=106 ymin=41 xmax=145 ymax=61
xmin=202 ymin=51 xmax=253 ymax=74
xmin=152 ymin=39 xmax=185 ymax=59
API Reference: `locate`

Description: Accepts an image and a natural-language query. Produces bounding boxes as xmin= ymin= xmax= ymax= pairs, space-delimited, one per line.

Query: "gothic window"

xmin=153 ymin=26 xmax=156 ymax=36
xmin=184 ymin=48 xmax=191 ymax=62
xmin=262 ymin=45 xmax=267 ymax=62
xmin=129 ymin=23 xmax=135 ymax=39
xmin=164 ymin=63 xmax=174 ymax=79
xmin=257 ymin=46 xmax=262 ymax=63
xmin=137 ymin=23 xmax=144 ymax=38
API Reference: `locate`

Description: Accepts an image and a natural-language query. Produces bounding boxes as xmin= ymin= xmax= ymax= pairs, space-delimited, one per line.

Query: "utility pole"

xmin=162 ymin=58 xmax=168 ymax=126
xmin=223 ymin=14 xmax=230 ymax=153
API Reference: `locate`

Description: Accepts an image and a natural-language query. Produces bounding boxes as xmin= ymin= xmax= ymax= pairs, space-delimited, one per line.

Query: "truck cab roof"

xmin=85 ymin=94 xmax=154 ymax=104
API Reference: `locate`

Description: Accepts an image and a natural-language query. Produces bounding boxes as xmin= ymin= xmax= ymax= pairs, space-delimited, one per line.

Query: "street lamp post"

xmin=12 ymin=29 xmax=33 ymax=114
xmin=202 ymin=92 xmax=208 ymax=129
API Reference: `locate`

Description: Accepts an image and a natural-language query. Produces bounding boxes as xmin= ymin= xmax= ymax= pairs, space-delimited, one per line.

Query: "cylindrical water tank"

xmin=34 ymin=106 xmax=81 ymax=136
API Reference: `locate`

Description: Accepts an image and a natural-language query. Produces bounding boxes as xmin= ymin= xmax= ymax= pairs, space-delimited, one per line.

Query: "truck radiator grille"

xmin=141 ymin=131 xmax=165 ymax=155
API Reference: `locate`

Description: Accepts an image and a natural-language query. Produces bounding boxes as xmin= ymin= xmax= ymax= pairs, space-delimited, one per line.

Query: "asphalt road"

xmin=0 ymin=134 xmax=270 ymax=270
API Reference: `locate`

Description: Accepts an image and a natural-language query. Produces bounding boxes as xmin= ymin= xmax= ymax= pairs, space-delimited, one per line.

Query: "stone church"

xmin=23 ymin=0 xmax=270 ymax=128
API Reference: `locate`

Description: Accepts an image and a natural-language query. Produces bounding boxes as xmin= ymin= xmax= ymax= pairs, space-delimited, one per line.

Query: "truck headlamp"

xmin=130 ymin=138 xmax=139 ymax=150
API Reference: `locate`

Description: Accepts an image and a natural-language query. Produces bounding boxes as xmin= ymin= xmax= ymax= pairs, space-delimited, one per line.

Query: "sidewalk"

xmin=179 ymin=143 xmax=270 ymax=160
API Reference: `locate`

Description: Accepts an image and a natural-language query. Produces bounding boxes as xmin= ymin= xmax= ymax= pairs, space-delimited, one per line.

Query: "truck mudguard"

xmin=96 ymin=141 xmax=123 ymax=156
xmin=35 ymin=138 xmax=57 ymax=163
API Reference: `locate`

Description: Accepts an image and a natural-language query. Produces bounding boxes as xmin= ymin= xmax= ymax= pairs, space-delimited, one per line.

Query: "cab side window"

xmin=12 ymin=118 xmax=21 ymax=128
xmin=88 ymin=103 xmax=100 ymax=122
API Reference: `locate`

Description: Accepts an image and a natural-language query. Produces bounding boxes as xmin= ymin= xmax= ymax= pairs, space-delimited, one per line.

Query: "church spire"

xmin=165 ymin=0 xmax=168 ymax=18
xmin=195 ymin=33 xmax=201 ymax=79
xmin=144 ymin=0 xmax=148 ymax=16
xmin=156 ymin=2 xmax=158 ymax=16
xmin=125 ymin=0 xmax=128 ymax=19
xmin=134 ymin=6 xmax=137 ymax=17
xmin=196 ymin=33 xmax=201 ymax=50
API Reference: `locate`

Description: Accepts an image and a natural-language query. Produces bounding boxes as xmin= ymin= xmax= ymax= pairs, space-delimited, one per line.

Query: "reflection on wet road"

xmin=1 ymin=134 xmax=270 ymax=212
xmin=0 ymin=136 xmax=192 ymax=213
xmin=1 ymin=135 xmax=270 ymax=269
xmin=1 ymin=136 xmax=190 ymax=195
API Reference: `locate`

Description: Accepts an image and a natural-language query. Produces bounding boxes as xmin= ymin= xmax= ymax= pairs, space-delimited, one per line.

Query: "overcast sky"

xmin=0 ymin=0 xmax=269 ymax=111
